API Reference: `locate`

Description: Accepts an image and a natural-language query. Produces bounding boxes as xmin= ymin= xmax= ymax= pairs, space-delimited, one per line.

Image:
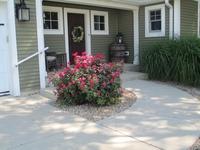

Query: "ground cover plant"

xmin=51 ymin=53 xmax=122 ymax=106
xmin=142 ymin=37 xmax=200 ymax=86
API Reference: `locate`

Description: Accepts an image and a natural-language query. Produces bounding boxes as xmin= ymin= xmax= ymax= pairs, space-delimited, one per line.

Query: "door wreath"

xmin=72 ymin=26 xmax=84 ymax=43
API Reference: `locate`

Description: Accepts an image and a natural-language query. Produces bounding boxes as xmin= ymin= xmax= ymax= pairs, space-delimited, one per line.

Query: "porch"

xmin=42 ymin=0 xmax=139 ymax=72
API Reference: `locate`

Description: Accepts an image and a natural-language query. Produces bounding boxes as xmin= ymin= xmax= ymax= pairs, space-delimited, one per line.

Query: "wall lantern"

xmin=16 ymin=0 xmax=30 ymax=21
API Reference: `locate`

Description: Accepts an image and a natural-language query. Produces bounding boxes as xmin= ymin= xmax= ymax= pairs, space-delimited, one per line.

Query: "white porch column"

xmin=36 ymin=0 xmax=46 ymax=89
xmin=133 ymin=8 xmax=139 ymax=65
xmin=174 ymin=0 xmax=181 ymax=38
xmin=8 ymin=0 xmax=21 ymax=96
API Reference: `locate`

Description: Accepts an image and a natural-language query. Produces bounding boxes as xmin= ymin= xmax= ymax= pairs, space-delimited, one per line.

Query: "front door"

xmin=0 ymin=2 xmax=10 ymax=94
xmin=68 ymin=13 xmax=85 ymax=63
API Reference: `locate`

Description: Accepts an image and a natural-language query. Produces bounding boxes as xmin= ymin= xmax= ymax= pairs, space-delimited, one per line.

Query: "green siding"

xmin=44 ymin=35 xmax=65 ymax=53
xmin=118 ymin=10 xmax=134 ymax=63
xmin=91 ymin=10 xmax=119 ymax=60
xmin=181 ymin=0 xmax=198 ymax=37
xmin=139 ymin=3 xmax=170 ymax=64
xmin=15 ymin=0 xmax=40 ymax=91
xmin=43 ymin=1 xmax=134 ymax=62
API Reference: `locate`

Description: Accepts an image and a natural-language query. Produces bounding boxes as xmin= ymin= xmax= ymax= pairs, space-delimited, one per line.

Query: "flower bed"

xmin=51 ymin=53 xmax=123 ymax=106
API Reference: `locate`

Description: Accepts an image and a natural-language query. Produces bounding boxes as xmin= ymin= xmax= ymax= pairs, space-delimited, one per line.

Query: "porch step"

xmin=40 ymin=87 xmax=56 ymax=101
xmin=123 ymin=64 xmax=140 ymax=72
xmin=121 ymin=71 xmax=148 ymax=82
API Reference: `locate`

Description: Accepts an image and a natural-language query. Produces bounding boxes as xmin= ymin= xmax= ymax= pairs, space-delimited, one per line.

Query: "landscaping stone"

xmin=55 ymin=89 xmax=137 ymax=122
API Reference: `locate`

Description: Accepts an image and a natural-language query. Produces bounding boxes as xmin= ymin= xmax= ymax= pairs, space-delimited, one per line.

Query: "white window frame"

xmin=43 ymin=6 xmax=63 ymax=35
xmin=91 ymin=10 xmax=109 ymax=35
xmin=145 ymin=4 xmax=165 ymax=37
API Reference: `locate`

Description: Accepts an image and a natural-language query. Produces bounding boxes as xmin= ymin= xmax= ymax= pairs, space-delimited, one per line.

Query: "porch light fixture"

xmin=16 ymin=0 xmax=30 ymax=21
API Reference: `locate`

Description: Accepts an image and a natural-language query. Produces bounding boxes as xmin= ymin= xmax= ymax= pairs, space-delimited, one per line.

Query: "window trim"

xmin=91 ymin=10 xmax=109 ymax=35
xmin=145 ymin=4 xmax=165 ymax=37
xmin=43 ymin=6 xmax=63 ymax=35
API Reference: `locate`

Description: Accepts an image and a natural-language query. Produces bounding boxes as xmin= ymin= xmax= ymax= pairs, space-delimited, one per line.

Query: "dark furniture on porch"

xmin=109 ymin=43 xmax=129 ymax=63
xmin=45 ymin=52 xmax=67 ymax=72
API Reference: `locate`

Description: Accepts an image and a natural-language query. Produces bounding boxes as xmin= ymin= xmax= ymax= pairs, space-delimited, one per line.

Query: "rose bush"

xmin=51 ymin=52 xmax=122 ymax=106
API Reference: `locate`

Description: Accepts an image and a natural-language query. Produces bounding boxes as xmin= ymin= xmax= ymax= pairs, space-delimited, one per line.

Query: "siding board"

xmin=181 ymin=0 xmax=198 ymax=37
xmin=15 ymin=0 xmax=40 ymax=91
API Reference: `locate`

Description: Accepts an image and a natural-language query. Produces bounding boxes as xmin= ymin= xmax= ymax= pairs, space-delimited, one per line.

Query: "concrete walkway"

xmin=99 ymin=80 xmax=200 ymax=150
xmin=0 ymin=78 xmax=199 ymax=150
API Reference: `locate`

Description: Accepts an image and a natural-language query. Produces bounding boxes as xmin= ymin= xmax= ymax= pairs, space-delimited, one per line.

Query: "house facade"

xmin=0 ymin=0 xmax=199 ymax=96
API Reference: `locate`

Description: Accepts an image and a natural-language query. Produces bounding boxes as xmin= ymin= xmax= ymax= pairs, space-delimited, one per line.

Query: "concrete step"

xmin=123 ymin=64 xmax=140 ymax=72
xmin=121 ymin=71 xmax=148 ymax=82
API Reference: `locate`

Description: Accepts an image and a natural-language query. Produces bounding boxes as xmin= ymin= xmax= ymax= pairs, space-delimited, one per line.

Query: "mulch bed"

xmin=55 ymin=89 xmax=137 ymax=122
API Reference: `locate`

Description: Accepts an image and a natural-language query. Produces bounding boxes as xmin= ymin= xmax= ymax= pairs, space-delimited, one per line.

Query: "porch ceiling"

xmin=44 ymin=0 xmax=165 ymax=10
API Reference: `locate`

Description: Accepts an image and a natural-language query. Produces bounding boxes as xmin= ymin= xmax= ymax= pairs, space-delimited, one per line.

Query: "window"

xmin=91 ymin=11 xmax=109 ymax=35
xmin=43 ymin=6 xmax=63 ymax=35
xmin=145 ymin=4 xmax=165 ymax=37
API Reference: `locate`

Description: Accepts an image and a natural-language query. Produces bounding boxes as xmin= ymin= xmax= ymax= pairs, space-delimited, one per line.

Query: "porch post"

xmin=36 ymin=0 xmax=46 ymax=89
xmin=133 ymin=8 xmax=139 ymax=65
xmin=8 ymin=0 xmax=21 ymax=96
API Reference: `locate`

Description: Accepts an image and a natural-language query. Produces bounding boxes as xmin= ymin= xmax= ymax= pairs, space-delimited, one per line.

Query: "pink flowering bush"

xmin=51 ymin=53 xmax=122 ymax=106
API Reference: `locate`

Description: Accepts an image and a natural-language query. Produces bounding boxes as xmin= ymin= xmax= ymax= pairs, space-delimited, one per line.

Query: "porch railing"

xmin=15 ymin=47 xmax=49 ymax=67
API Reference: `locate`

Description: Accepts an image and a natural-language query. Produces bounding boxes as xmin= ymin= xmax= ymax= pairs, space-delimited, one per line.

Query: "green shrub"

xmin=51 ymin=53 xmax=122 ymax=106
xmin=142 ymin=37 xmax=200 ymax=86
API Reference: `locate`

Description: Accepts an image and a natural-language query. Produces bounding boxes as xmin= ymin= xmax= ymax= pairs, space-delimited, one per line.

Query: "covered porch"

xmin=42 ymin=0 xmax=140 ymax=72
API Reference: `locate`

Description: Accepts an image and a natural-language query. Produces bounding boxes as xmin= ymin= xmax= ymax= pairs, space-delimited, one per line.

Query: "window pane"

xmin=94 ymin=15 xmax=100 ymax=22
xmin=44 ymin=12 xmax=50 ymax=20
xmin=150 ymin=11 xmax=155 ymax=16
xmin=100 ymin=16 xmax=105 ymax=23
xmin=44 ymin=21 xmax=50 ymax=29
xmin=94 ymin=23 xmax=100 ymax=30
xmin=156 ymin=15 xmax=161 ymax=20
xmin=100 ymin=23 xmax=105 ymax=30
xmin=150 ymin=15 xmax=156 ymax=20
xmin=156 ymin=10 xmax=161 ymax=16
xmin=51 ymin=12 xmax=58 ymax=20
xmin=151 ymin=21 xmax=161 ymax=31
xmin=52 ymin=21 xmax=58 ymax=29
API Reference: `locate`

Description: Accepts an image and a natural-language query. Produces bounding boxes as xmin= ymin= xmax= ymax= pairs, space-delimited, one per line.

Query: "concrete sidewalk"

xmin=0 ymin=77 xmax=199 ymax=150
xmin=99 ymin=80 xmax=200 ymax=150
xmin=0 ymin=95 xmax=158 ymax=150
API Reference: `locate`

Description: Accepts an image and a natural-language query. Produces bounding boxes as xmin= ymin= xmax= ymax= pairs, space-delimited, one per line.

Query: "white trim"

xmin=43 ymin=6 xmax=64 ymax=35
xmin=36 ymin=0 xmax=46 ymax=89
xmin=64 ymin=8 xmax=91 ymax=63
xmin=165 ymin=0 xmax=173 ymax=39
xmin=133 ymin=9 xmax=139 ymax=65
xmin=198 ymin=1 xmax=200 ymax=37
xmin=145 ymin=4 xmax=166 ymax=38
xmin=47 ymin=0 xmax=138 ymax=10
xmin=8 ymin=0 xmax=21 ymax=96
xmin=174 ymin=0 xmax=181 ymax=38
xmin=91 ymin=10 xmax=109 ymax=35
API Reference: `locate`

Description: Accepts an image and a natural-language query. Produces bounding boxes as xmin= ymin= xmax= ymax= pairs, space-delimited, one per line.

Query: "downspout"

xmin=165 ymin=0 xmax=173 ymax=39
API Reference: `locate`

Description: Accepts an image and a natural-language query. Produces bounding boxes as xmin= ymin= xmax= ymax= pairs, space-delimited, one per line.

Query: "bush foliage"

xmin=51 ymin=53 xmax=122 ymax=106
xmin=142 ymin=37 xmax=200 ymax=86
